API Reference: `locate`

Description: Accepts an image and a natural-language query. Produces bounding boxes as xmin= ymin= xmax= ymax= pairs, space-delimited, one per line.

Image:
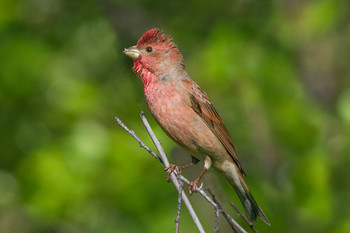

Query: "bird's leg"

xmin=165 ymin=156 xmax=199 ymax=182
xmin=188 ymin=156 xmax=212 ymax=195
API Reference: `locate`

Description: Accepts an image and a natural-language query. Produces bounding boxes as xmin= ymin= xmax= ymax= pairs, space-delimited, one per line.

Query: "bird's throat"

xmin=133 ymin=60 xmax=156 ymax=87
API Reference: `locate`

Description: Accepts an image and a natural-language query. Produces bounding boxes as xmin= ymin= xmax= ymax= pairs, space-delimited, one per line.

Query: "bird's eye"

xmin=145 ymin=46 xmax=153 ymax=53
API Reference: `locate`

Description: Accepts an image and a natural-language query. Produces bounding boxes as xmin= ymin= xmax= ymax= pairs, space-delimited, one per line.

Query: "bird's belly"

xmin=144 ymin=85 xmax=226 ymax=161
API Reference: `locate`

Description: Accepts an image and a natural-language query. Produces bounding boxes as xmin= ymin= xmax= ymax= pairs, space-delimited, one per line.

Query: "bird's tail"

xmin=220 ymin=160 xmax=270 ymax=225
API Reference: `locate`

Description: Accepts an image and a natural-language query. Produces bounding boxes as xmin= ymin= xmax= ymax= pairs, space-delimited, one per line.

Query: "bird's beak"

xmin=123 ymin=46 xmax=140 ymax=59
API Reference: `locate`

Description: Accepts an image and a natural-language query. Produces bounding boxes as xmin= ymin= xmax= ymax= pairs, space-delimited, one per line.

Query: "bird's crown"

xmin=137 ymin=28 xmax=176 ymax=49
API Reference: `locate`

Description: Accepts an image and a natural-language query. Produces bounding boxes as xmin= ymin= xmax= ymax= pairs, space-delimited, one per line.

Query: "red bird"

xmin=124 ymin=28 xmax=270 ymax=225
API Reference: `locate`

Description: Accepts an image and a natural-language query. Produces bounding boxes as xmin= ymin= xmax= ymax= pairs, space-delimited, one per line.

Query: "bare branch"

xmin=214 ymin=206 xmax=220 ymax=233
xmin=208 ymin=189 xmax=247 ymax=233
xmin=114 ymin=116 xmax=163 ymax=164
xmin=175 ymin=180 xmax=184 ymax=233
xmin=230 ymin=203 xmax=259 ymax=233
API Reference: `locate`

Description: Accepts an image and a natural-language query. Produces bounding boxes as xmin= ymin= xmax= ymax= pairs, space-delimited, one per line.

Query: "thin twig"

xmin=114 ymin=117 xmax=163 ymax=164
xmin=230 ymin=203 xmax=258 ymax=233
xmin=177 ymin=175 xmax=217 ymax=207
xmin=214 ymin=206 xmax=220 ymax=233
xmin=175 ymin=180 xmax=183 ymax=233
xmin=208 ymin=189 xmax=247 ymax=233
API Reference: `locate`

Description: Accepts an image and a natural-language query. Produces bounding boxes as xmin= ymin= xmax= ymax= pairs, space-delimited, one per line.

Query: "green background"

xmin=1 ymin=0 xmax=350 ymax=232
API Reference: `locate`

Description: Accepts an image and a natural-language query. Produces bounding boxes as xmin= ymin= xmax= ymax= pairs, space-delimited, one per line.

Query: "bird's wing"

xmin=183 ymin=80 xmax=245 ymax=175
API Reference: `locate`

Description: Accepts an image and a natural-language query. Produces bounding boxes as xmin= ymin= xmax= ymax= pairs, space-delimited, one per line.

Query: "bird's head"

xmin=124 ymin=28 xmax=184 ymax=80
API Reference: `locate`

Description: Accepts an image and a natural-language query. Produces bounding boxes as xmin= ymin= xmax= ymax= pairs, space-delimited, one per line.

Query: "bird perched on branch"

xmin=123 ymin=28 xmax=270 ymax=225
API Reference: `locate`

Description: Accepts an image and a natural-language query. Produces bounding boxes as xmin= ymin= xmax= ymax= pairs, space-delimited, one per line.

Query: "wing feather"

xmin=184 ymin=80 xmax=245 ymax=175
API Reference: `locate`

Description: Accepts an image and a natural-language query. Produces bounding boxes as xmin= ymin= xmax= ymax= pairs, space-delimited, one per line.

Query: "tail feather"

xmin=220 ymin=160 xmax=270 ymax=225
xmin=235 ymin=187 xmax=270 ymax=225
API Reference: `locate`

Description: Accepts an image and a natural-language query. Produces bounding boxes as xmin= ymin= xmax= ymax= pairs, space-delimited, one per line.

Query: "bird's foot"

xmin=165 ymin=164 xmax=181 ymax=182
xmin=187 ymin=178 xmax=203 ymax=195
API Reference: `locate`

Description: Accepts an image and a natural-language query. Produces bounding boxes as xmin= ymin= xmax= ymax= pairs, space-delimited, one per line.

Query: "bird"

xmin=123 ymin=28 xmax=270 ymax=225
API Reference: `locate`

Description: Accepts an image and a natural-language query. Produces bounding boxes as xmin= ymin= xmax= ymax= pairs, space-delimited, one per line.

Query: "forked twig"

xmin=230 ymin=203 xmax=258 ymax=233
xmin=114 ymin=117 xmax=163 ymax=163
xmin=207 ymin=189 xmax=245 ymax=233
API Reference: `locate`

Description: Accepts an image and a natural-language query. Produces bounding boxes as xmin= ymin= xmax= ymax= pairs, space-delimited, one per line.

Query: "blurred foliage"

xmin=0 ymin=0 xmax=350 ymax=232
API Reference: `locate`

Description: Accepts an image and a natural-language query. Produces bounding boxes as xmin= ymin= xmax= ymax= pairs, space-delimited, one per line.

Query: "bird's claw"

xmin=165 ymin=164 xmax=181 ymax=182
xmin=165 ymin=165 xmax=204 ymax=195
xmin=198 ymin=182 xmax=203 ymax=190
xmin=187 ymin=180 xmax=201 ymax=195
